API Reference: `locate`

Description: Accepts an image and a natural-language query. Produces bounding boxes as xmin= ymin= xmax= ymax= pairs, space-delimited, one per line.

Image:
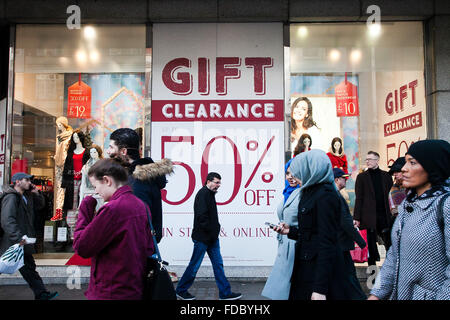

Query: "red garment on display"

xmin=327 ymin=152 xmax=348 ymax=174
xmin=66 ymin=253 xmax=91 ymax=266
xmin=73 ymin=150 xmax=85 ymax=180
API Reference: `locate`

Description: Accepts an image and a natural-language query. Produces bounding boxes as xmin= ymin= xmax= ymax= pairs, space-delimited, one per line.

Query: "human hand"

xmin=30 ymin=184 xmax=39 ymax=194
xmin=311 ymin=292 xmax=326 ymax=300
xmin=353 ymin=220 xmax=360 ymax=228
xmin=273 ymin=222 xmax=290 ymax=235
xmin=367 ymin=295 xmax=380 ymax=300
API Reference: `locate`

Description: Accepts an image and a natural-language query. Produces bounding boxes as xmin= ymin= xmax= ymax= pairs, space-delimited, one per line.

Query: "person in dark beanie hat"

xmin=388 ymin=157 xmax=406 ymax=175
xmin=369 ymin=139 xmax=450 ymax=300
xmin=405 ymin=139 xmax=450 ymax=186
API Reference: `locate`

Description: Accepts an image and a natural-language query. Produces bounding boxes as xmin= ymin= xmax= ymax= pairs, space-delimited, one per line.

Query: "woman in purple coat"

xmin=73 ymin=158 xmax=154 ymax=300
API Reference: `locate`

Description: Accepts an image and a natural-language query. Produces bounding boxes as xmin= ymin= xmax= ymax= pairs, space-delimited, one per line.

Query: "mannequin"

xmin=52 ymin=116 xmax=73 ymax=221
xmin=79 ymin=144 xmax=103 ymax=202
xmin=327 ymin=137 xmax=348 ymax=174
xmin=52 ymin=130 xmax=90 ymax=221
xmin=293 ymin=134 xmax=312 ymax=157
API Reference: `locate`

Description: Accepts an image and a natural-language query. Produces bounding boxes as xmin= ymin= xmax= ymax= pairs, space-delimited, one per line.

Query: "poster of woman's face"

xmin=290 ymin=96 xmax=341 ymax=153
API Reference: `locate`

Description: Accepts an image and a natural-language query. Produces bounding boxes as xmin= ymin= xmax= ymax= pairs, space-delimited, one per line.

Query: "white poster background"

xmin=152 ymin=23 xmax=284 ymax=266
xmin=376 ymin=71 xmax=427 ymax=167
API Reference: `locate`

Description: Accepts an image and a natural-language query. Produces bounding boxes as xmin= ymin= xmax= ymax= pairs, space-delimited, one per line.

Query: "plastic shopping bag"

xmin=0 ymin=243 xmax=24 ymax=274
xmin=350 ymin=229 xmax=368 ymax=263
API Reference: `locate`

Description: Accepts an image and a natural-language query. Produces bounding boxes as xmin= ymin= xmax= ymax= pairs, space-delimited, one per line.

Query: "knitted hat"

xmin=388 ymin=157 xmax=406 ymax=175
xmin=406 ymin=139 xmax=450 ymax=185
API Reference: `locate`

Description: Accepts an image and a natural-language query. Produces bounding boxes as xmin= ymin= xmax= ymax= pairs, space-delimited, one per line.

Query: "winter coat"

xmin=0 ymin=187 xmax=45 ymax=256
xmin=61 ymin=149 xmax=90 ymax=210
xmin=192 ymin=186 xmax=221 ymax=245
xmin=338 ymin=194 xmax=366 ymax=252
xmin=129 ymin=158 xmax=173 ymax=243
xmin=288 ymin=183 xmax=351 ymax=299
xmin=353 ymin=169 xmax=393 ymax=230
xmin=262 ymin=188 xmax=299 ymax=300
xmin=287 ymin=150 xmax=353 ymax=300
xmin=371 ymin=189 xmax=450 ymax=300
xmin=73 ymin=186 xmax=154 ymax=300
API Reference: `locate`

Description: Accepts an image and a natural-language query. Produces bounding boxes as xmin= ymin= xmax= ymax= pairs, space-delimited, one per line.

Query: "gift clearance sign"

xmin=151 ymin=23 xmax=284 ymax=266
xmin=377 ymin=71 xmax=427 ymax=167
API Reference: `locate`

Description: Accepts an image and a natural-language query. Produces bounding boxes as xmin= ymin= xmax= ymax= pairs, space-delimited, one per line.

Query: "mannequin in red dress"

xmin=327 ymin=137 xmax=348 ymax=174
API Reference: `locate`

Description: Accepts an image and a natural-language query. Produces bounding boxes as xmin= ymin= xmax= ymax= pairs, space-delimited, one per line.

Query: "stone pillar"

xmin=425 ymin=13 xmax=450 ymax=141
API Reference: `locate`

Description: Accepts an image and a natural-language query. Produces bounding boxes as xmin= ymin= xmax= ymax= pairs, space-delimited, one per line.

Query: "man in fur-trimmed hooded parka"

xmin=106 ymin=128 xmax=174 ymax=243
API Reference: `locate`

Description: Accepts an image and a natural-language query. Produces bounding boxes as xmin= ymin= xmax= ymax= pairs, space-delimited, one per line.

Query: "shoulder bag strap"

xmin=145 ymin=205 xmax=162 ymax=262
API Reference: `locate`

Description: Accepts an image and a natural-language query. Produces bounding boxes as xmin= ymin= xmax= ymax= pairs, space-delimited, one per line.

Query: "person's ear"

xmin=120 ymin=148 xmax=128 ymax=156
xmin=103 ymin=176 xmax=112 ymax=187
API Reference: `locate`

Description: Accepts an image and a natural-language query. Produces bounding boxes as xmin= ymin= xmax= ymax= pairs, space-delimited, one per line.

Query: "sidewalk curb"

xmin=0 ymin=265 xmax=374 ymax=285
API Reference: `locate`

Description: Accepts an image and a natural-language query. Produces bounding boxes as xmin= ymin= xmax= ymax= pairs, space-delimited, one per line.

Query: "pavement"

xmin=0 ymin=278 xmax=372 ymax=300
xmin=0 ymin=280 xmax=267 ymax=300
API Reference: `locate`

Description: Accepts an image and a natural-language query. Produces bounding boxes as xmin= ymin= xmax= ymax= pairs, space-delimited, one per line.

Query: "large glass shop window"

xmin=289 ymin=22 xmax=426 ymax=211
xmin=13 ymin=25 xmax=146 ymax=254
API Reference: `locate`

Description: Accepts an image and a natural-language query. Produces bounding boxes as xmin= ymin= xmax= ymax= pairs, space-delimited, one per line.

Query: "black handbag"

xmin=143 ymin=207 xmax=177 ymax=300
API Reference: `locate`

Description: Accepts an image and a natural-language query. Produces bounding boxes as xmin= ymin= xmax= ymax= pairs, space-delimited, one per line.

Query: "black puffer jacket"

xmin=0 ymin=187 xmax=45 ymax=255
xmin=129 ymin=158 xmax=174 ymax=243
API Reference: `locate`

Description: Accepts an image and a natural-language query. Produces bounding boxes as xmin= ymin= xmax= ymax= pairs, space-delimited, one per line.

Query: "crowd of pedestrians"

xmin=0 ymin=125 xmax=448 ymax=300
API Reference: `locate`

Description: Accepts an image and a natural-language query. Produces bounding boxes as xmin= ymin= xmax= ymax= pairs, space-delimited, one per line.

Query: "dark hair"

xmin=67 ymin=130 xmax=86 ymax=154
xmin=293 ymin=134 xmax=312 ymax=156
xmin=331 ymin=137 xmax=343 ymax=154
xmin=368 ymin=151 xmax=380 ymax=158
xmin=88 ymin=158 xmax=129 ymax=184
xmin=290 ymin=97 xmax=318 ymax=133
xmin=110 ymin=128 xmax=140 ymax=161
xmin=89 ymin=144 xmax=103 ymax=159
xmin=204 ymin=172 xmax=221 ymax=186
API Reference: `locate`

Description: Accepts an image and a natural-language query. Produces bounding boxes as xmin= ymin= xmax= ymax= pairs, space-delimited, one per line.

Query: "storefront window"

xmin=12 ymin=25 xmax=147 ymax=254
xmin=289 ymin=22 xmax=426 ymax=210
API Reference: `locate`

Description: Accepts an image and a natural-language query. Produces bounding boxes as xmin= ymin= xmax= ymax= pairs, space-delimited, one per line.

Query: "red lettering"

xmin=198 ymin=57 xmax=210 ymax=95
xmin=385 ymin=92 xmax=394 ymax=115
xmin=399 ymin=84 xmax=408 ymax=111
xmin=162 ymin=58 xmax=192 ymax=95
xmin=245 ymin=57 xmax=273 ymax=95
xmin=409 ymin=79 xmax=418 ymax=107
xmin=216 ymin=57 xmax=241 ymax=95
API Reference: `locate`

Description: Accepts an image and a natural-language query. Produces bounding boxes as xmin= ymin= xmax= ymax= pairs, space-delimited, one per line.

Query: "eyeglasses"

xmin=365 ymin=158 xmax=378 ymax=162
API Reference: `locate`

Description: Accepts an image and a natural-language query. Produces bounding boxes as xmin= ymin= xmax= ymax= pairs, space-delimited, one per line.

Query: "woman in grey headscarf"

xmin=274 ymin=149 xmax=352 ymax=300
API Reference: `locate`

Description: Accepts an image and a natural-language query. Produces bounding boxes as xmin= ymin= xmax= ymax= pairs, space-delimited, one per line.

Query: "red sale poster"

xmin=67 ymin=79 xmax=92 ymax=119
xmin=151 ymin=23 xmax=284 ymax=267
xmin=335 ymin=76 xmax=359 ymax=117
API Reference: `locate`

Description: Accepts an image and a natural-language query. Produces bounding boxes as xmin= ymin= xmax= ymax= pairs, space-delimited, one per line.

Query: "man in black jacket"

xmin=106 ymin=128 xmax=173 ymax=243
xmin=176 ymin=172 xmax=241 ymax=301
xmin=0 ymin=173 xmax=58 ymax=300
xmin=333 ymin=168 xmax=367 ymax=299
xmin=353 ymin=151 xmax=393 ymax=266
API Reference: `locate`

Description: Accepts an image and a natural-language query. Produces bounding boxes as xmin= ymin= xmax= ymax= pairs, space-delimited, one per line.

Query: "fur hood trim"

xmin=133 ymin=158 xmax=174 ymax=181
